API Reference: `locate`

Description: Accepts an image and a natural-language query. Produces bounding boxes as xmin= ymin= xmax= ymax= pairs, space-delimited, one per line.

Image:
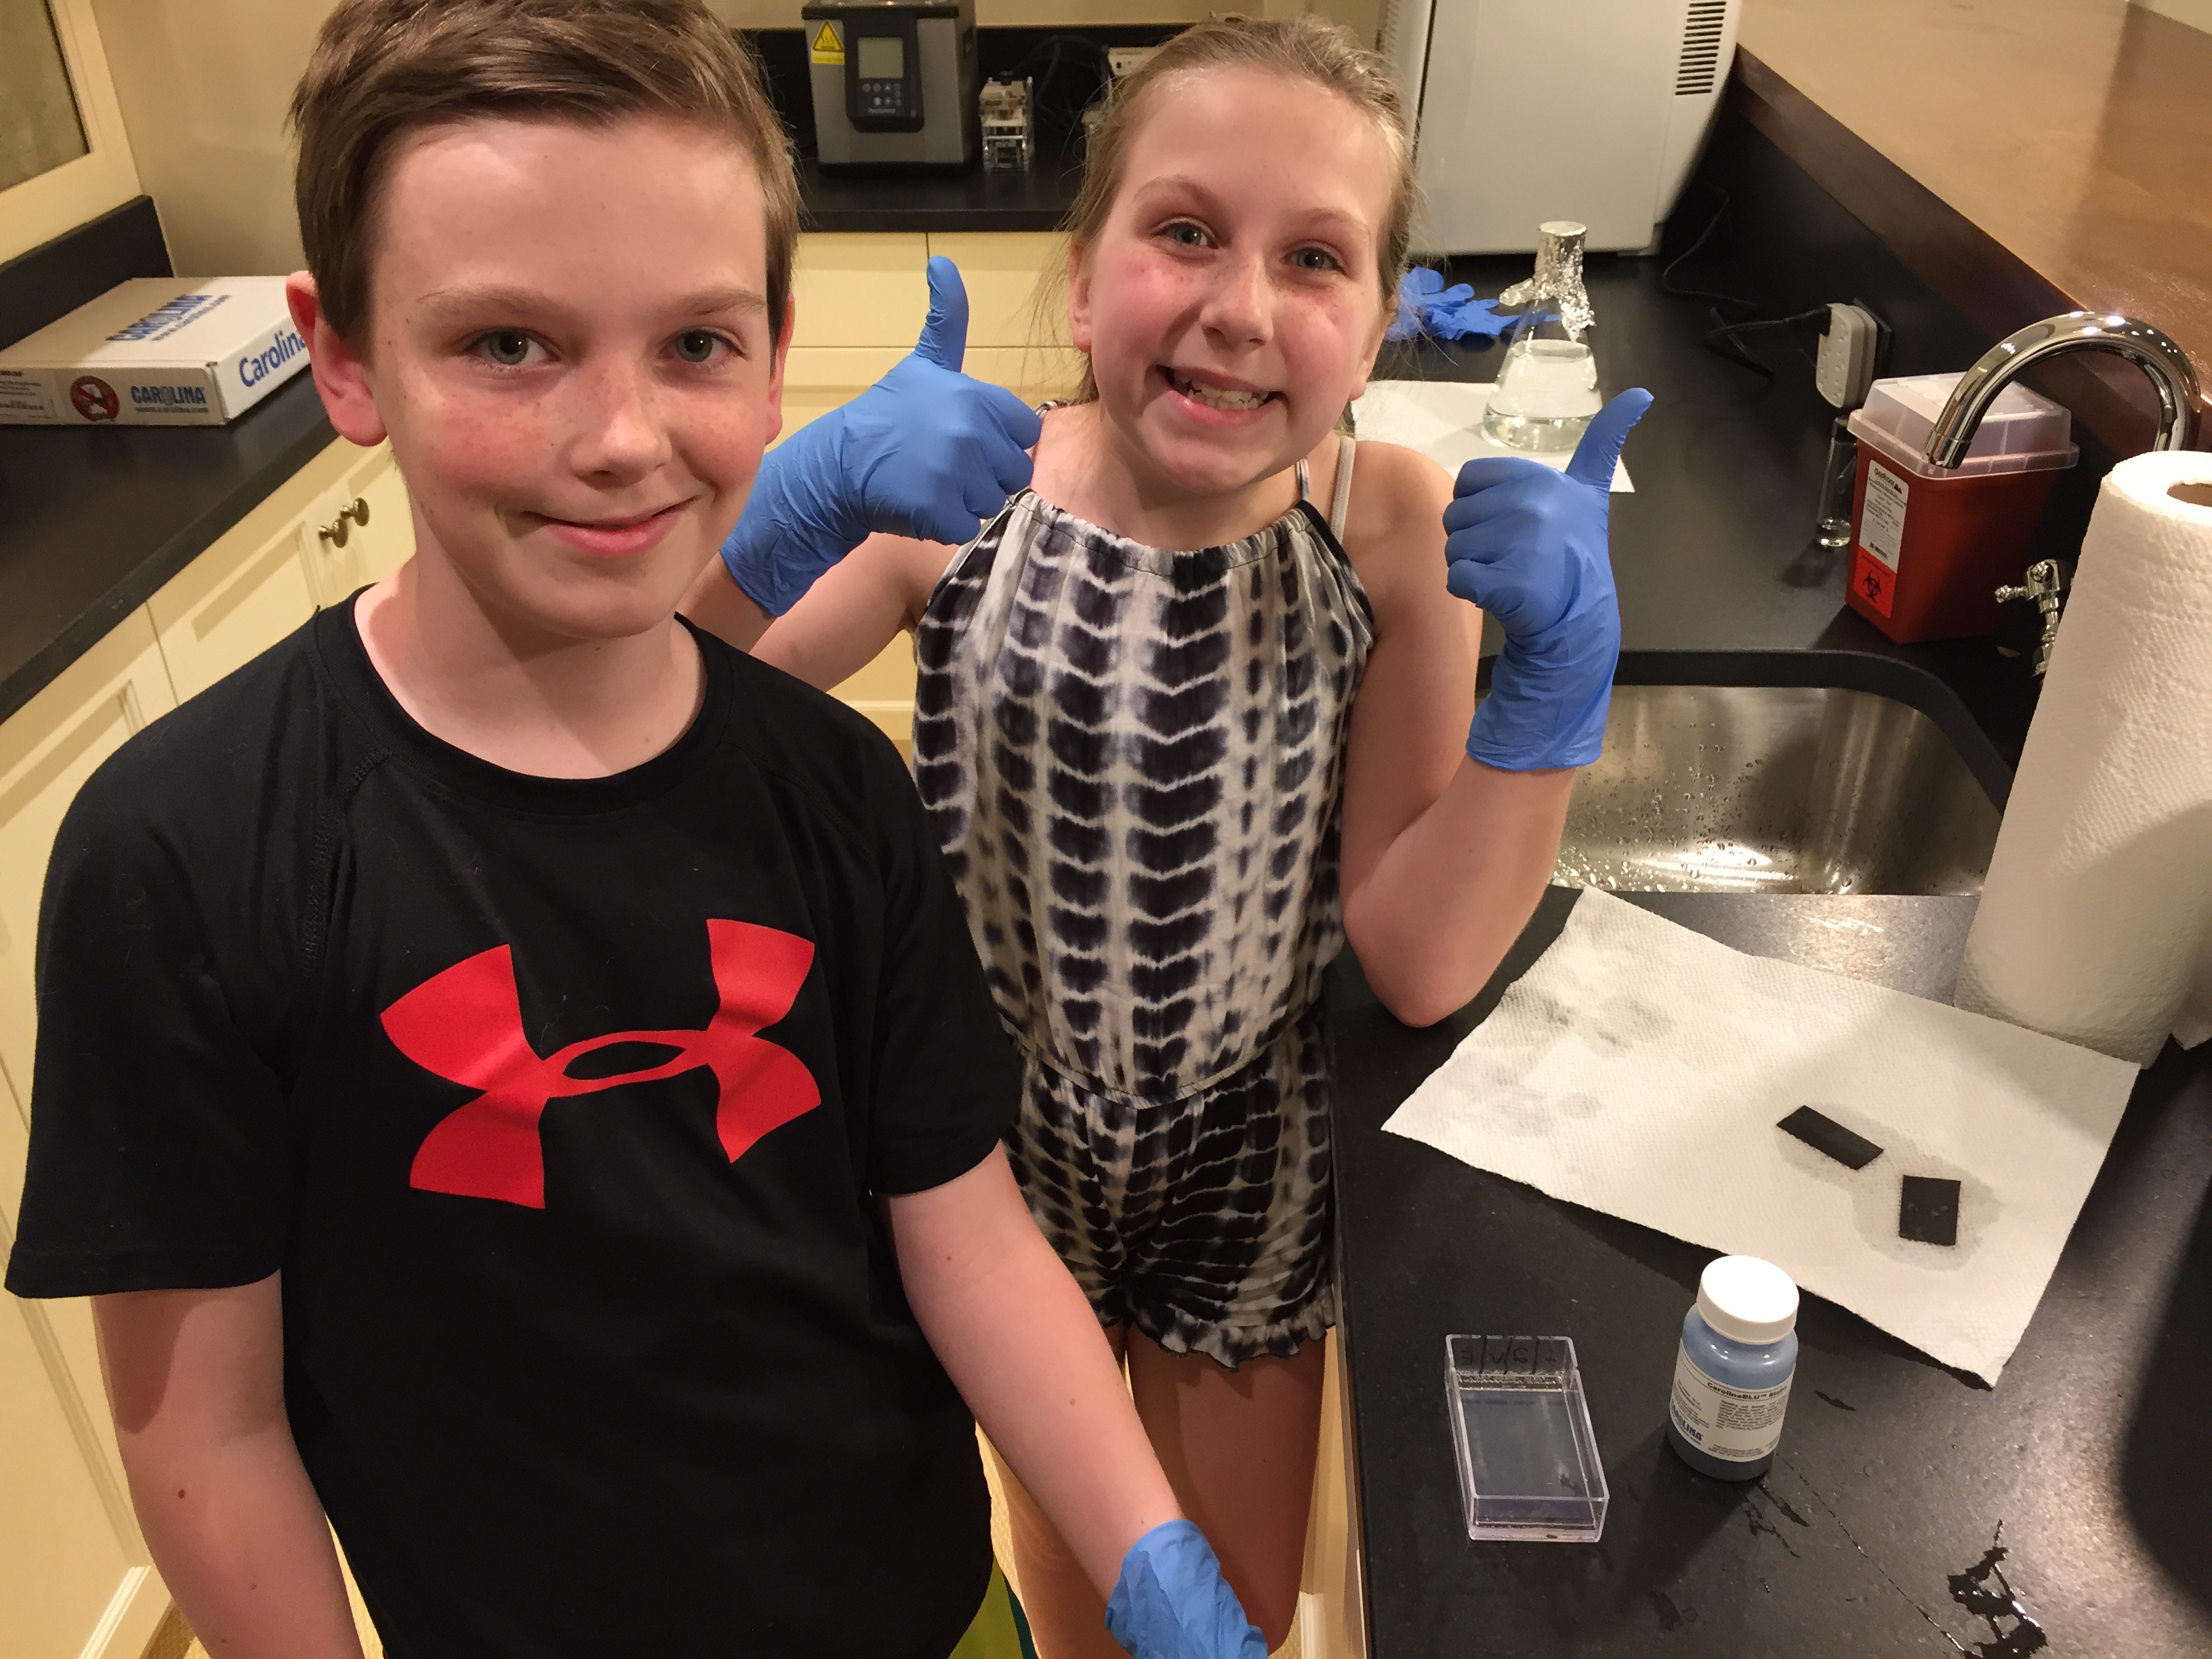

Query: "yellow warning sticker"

xmin=809 ymin=20 xmax=844 ymax=64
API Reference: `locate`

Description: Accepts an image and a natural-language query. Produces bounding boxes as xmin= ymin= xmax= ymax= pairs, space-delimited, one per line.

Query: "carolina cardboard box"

xmin=0 ymin=276 xmax=309 ymax=427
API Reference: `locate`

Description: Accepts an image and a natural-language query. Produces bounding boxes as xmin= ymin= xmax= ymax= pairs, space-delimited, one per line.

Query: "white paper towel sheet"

xmin=1351 ymin=381 xmax=1633 ymax=491
xmin=1382 ymin=889 xmax=2138 ymax=1383
xmin=1956 ymin=449 xmax=2212 ymax=1063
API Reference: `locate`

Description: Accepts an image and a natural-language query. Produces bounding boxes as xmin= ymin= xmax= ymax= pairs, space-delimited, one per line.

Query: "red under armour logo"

xmin=383 ymin=920 xmax=819 ymax=1208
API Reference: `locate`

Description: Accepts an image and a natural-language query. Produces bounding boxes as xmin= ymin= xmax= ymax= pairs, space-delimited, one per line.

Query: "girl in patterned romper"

xmin=689 ymin=17 xmax=1646 ymax=1654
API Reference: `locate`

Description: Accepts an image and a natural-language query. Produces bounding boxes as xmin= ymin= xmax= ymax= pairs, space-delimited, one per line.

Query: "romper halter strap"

xmin=1293 ymin=437 xmax=1359 ymax=541
xmin=1328 ymin=436 xmax=1358 ymax=541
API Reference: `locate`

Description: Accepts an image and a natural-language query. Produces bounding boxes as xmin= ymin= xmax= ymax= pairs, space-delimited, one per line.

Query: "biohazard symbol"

xmin=1851 ymin=550 xmax=1894 ymax=617
xmin=383 ymin=920 xmax=819 ymax=1208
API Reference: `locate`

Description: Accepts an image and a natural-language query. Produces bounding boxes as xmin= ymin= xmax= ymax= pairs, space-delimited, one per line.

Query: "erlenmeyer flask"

xmin=1482 ymin=220 xmax=1602 ymax=453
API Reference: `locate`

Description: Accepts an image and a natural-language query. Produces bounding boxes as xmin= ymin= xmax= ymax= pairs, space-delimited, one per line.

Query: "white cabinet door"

xmin=924 ymin=231 xmax=1067 ymax=349
xmin=346 ymin=446 xmax=413 ymax=588
xmin=923 ymin=232 xmax=1083 ymax=406
xmin=148 ymin=439 xmax=363 ymax=701
xmin=0 ymin=1257 xmax=166 ymax=1659
xmin=0 ymin=610 xmax=176 ymax=1168
xmin=775 ymin=228 xmax=1078 ymax=751
xmin=300 ymin=442 xmax=411 ymax=602
xmin=148 ymin=512 xmax=318 ymax=704
xmin=790 ymin=232 xmax=930 ymax=348
xmin=0 ymin=613 xmax=178 ymax=1659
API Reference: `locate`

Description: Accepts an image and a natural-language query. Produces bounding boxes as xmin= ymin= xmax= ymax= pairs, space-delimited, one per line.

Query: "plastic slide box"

xmin=1444 ymin=1335 xmax=1609 ymax=1543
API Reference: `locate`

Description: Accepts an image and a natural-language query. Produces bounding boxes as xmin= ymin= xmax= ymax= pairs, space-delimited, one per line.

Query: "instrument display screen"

xmin=855 ymin=35 xmax=904 ymax=79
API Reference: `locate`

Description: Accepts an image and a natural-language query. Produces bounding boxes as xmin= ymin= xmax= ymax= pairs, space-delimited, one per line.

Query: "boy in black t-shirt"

xmin=3 ymin=3 xmax=1265 ymax=1656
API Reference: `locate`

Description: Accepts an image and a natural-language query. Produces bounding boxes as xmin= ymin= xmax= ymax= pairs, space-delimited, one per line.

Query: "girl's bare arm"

xmin=679 ymin=535 xmax=952 ymax=692
xmin=1334 ymin=441 xmax=1575 ymax=1027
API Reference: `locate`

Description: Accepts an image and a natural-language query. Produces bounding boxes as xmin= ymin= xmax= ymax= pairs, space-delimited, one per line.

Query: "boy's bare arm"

xmin=95 ymin=1277 xmax=365 ymax=1659
xmin=886 ymin=1146 xmax=1181 ymax=1596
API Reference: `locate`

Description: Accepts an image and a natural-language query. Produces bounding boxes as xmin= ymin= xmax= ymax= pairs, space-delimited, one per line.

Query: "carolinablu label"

xmin=1668 ymin=1346 xmax=1791 ymax=1462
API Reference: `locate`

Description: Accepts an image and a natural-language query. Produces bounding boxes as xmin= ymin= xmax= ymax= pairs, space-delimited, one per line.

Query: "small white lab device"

xmin=1815 ymin=302 xmax=1881 ymax=409
xmin=1380 ymin=0 xmax=1742 ymax=255
xmin=979 ymin=74 xmax=1031 ymax=171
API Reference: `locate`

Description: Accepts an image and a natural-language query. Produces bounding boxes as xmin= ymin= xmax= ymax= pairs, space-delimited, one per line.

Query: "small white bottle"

xmin=1665 ymin=1255 xmax=1799 ymax=1481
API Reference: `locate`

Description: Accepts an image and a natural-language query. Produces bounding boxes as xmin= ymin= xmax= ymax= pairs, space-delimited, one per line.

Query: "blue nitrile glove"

xmin=720 ymin=255 xmax=1042 ymax=615
xmin=1446 ymin=388 xmax=1653 ymax=770
xmin=1385 ymin=267 xmax=1513 ymax=344
xmin=1385 ymin=267 xmax=1467 ymax=342
xmin=1103 ymin=1520 xmax=1267 ymax=1659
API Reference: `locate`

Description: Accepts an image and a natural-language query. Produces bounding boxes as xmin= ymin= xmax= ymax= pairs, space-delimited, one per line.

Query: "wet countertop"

xmin=1329 ymin=888 xmax=2212 ymax=1654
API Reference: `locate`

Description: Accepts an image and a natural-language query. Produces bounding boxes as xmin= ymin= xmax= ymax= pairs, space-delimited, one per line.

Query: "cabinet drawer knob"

xmin=316 ymin=497 xmax=371 ymax=550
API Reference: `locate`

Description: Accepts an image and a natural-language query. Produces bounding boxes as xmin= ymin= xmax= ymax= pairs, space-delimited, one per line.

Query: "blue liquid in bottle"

xmin=1665 ymin=1255 xmax=1799 ymax=1481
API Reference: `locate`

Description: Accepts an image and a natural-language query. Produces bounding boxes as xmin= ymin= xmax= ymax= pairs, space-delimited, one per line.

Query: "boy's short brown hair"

xmin=291 ymin=0 xmax=799 ymax=348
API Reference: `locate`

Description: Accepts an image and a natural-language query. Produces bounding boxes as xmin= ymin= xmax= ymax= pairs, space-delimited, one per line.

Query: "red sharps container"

xmin=1843 ymin=374 xmax=2078 ymax=643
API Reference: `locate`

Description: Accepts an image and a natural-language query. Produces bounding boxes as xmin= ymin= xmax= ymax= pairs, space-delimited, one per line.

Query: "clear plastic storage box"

xmin=1444 ymin=1336 xmax=1609 ymax=1543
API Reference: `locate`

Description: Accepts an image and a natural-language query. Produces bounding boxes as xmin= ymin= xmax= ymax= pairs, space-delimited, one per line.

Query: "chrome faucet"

xmin=1923 ymin=312 xmax=2203 ymax=675
xmin=1994 ymin=559 xmax=2066 ymax=676
xmin=1923 ymin=311 xmax=2202 ymax=468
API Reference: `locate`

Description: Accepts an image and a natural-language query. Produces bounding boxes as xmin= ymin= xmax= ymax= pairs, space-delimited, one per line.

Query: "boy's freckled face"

xmin=363 ymin=115 xmax=783 ymax=638
xmin=1071 ymin=68 xmax=1393 ymax=497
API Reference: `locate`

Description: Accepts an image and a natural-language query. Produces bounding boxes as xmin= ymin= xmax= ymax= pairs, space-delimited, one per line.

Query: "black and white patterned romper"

xmin=912 ymin=436 xmax=1373 ymax=1367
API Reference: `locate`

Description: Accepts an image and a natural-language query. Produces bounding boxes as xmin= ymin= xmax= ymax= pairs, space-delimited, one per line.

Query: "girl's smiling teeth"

xmin=1164 ymin=367 xmax=1276 ymax=411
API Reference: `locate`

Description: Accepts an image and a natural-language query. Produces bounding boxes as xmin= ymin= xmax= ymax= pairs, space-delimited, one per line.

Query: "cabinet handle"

xmin=316 ymin=497 xmax=371 ymax=550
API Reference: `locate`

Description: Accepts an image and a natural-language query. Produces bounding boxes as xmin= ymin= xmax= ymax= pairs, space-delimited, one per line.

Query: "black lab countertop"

xmin=1329 ymin=888 xmax=2212 ymax=1655
xmin=0 ymin=371 xmax=333 ymax=725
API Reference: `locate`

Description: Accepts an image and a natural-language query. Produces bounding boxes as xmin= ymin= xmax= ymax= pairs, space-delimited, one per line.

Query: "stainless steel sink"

xmin=1553 ymin=684 xmax=2001 ymax=895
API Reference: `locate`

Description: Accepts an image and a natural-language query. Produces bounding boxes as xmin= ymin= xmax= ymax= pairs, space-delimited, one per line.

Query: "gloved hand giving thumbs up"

xmin=1443 ymin=388 xmax=1653 ymax=771
xmin=721 ymin=255 xmax=1042 ymax=615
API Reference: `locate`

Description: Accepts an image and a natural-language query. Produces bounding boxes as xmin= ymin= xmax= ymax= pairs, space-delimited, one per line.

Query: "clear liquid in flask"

xmin=1483 ymin=337 xmax=1601 ymax=453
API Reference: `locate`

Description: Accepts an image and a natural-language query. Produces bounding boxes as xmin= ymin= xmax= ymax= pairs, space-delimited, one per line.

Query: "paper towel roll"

xmin=1955 ymin=450 xmax=2212 ymax=1064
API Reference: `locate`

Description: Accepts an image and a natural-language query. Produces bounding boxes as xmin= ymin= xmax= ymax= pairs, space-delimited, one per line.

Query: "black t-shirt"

xmin=5 ymin=602 xmax=1019 ymax=1659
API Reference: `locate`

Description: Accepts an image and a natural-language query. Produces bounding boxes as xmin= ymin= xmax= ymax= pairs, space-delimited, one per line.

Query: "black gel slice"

xmin=1778 ymin=1107 xmax=1885 ymax=1170
xmin=1898 ymin=1176 xmax=1962 ymax=1246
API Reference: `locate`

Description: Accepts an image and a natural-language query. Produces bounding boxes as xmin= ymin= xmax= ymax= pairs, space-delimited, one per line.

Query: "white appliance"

xmin=1381 ymin=0 xmax=1741 ymax=255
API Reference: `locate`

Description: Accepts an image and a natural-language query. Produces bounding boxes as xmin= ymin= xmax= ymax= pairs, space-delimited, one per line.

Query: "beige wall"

xmin=710 ymin=0 xmax=1376 ymax=31
xmin=85 ymin=0 xmax=1381 ymax=280
xmin=90 ymin=0 xmax=327 ymax=276
xmin=2130 ymin=0 xmax=2212 ymax=34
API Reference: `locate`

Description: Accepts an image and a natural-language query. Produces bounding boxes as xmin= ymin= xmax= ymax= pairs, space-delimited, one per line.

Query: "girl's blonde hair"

xmin=1044 ymin=15 xmax=1418 ymax=404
